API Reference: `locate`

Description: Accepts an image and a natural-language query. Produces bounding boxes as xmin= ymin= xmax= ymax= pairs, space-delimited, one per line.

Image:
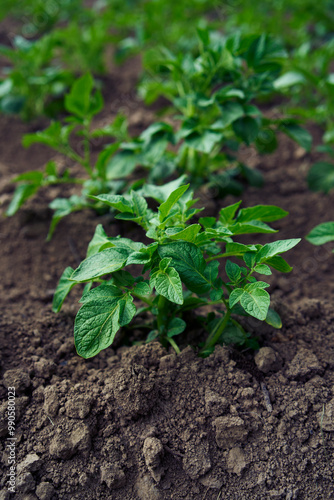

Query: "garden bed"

xmin=0 ymin=57 xmax=334 ymax=500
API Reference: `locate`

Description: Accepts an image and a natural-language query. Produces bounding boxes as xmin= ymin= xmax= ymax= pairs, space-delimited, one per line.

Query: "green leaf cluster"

xmin=6 ymin=74 xmax=130 ymax=238
xmin=54 ymin=183 xmax=300 ymax=358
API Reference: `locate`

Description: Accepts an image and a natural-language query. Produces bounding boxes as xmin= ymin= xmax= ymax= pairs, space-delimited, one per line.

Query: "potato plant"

xmin=6 ymin=74 xmax=130 ymax=239
xmin=134 ymin=29 xmax=312 ymax=191
xmin=54 ymin=182 xmax=300 ymax=358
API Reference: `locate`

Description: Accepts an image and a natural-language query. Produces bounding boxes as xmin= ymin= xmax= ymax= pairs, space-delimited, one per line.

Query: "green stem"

xmin=201 ymin=309 xmax=231 ymax=352
xmin=167 ymin=337 xmax=181 ymax=355
xmin=157 ymin=295 xmax=167 ymax=332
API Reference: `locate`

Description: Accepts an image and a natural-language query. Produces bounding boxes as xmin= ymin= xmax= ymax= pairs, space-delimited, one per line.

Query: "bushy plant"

xmin=54 ymin=181 xmax=300 ymax=358
xmin=134 ymin=29 xmax=311 ymax=191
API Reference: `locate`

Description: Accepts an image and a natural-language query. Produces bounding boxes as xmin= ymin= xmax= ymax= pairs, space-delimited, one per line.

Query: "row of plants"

xmin=2 ymin=0 xmax=334 ymax=144
xmin=2 ymin=5 xmax=334 ymax=359
xmin=7 ymin=28 xmax=313 ymax=237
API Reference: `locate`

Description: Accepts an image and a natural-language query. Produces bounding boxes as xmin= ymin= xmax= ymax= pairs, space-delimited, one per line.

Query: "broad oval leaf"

xmin=158 ymin=242 xmax=211 ymax=295
xmin=165 ymin=224 xmax=201 ymax=242
xmin=225 ymin=260 xmax=241 ymax=282
xmin=167 ymin=318 xmax=186 ymax=338
xmin=229 ymin=288 xmax=244 ymax=309
xmin=280 ymin=123 xmax=312 ymax=152
xmin=71 ymin=248 xmax=129 ymax=282
xmin=256 ymin=238 xmax=300 ymax=262
xmin=75 ymin=291 xmax=136 ymax=358
xmin=265 ymin=308 xmax=282 ymax=328
xmin=150 ymin=266 xmax=183 ymax=305
xmin=306 ymin=222 xmax=334 ymax=246
xmin=236 ymin=205 xmax=288 ymax=223
xmin=240 ymin=288 xmax=270 ymax=321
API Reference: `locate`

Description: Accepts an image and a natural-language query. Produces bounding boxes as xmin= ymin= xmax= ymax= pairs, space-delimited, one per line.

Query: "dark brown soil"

xmin=0 ymin=55 xmax=334 ymax=500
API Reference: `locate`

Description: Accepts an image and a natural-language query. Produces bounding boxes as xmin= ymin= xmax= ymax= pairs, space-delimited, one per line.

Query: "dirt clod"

xmin=143 ymin=437 xmax=165 ymax=483
xmin=213 ymin=415 xmax=248 ymax=450
xmin=255 ymin=347 xmax=282 ymax=373
xmin=100 ymin=465 xmax=126 ymax=489
xmin=3 ymin=369 xmax=31 ymax=393
xmin=35 ymin=482 xmax=56 ymax=500
xmin=49 ymin=422 xmax=91 ymax=459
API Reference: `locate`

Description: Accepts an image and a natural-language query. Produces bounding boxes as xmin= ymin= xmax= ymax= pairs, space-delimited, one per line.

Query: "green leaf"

xmin=71 ymin=248 xmax=129 ymax=282
xmin=105 ymin=150 xmax=138 ymax=180
xmin=274 ymin=71 xmax=305 ymax=89
xmin=204 ymin=260 xmax=220 ymax=284
xmin=185 ymin=130 xmax=223 ymax=153
xmin=158 ymin=242 xmax=211 ymax=295
xmin=65 ymin=73 xmax=94 ymax=119
xmin=47 ymin=195 xmax=88 ymax=241
xmin=215 ymin=101 xmax=244 ymax=128
xmin=256 ymin=238 xmax=300 ymax=262
xmin=6 ymin=184 xmax=39 ymax=216
xmin=95 ymin=143 xmax=120 ymax=179
xmin=13 ymin=171 xmax=44 ymax=184
xmin=90 ymin=194 xmax=133 ymax=213
xmin=150 ymin=265 xmax=183 ymax=305
xmin=126 ymin=250 xmax=151 ymax=265
xmin=79 ymin=284 xmax=122 ymax=303
xmin=245 ymin=281 xmax=270 ymax=291
xmin=142 ymin=175 xmax=187 ymax=203
xmin=307 ymin=162 xmax=334 ymax=193
xmin=108 ymin=237 xmax=145 ymax=254
xmin=86 ymin=224 xmax=110 ymax=257
xmin=265 ymin=256 xmax=292 ymax=273
xmin=167 ymin=318 xmax=186 ymax=338
xmin=52 ymin=267 xmax=76 ymax=313
xmin=280 ymin=123 xmax=312 ymax=152
xmin=243 ymin=252 xmax=256 ymax=268
xmin=225 ymin=260 xmax=241 ymax=282
xmin=237 ymin=205 xmax=288 ymax=223
xmin=240 ymin=288 xmax=270 ymax=321
xmin=306 ymin=222 xmax=334 ymax=246
xmin=159 ymin=184 xmax=189 ymax=222
xmin=75 ymin=289 xmax=136 ymax=358
xmin=131 ymin=190 xmax=148 ymax=218
xmin=219 ymin=201 xmax=242 ymax=224
xmin=22 ymin=122 xmax=65 ymax=149
xmin=232 ymin=116 xmax=260 ymax=145
xmin=219 ymin=321 xmax=246 ymax=346
xmin=265 ymin=309 xmax=282 ymax=328
xmin=133 ymin=281 xmax=151 ymax=296
xmin=199 ymin=217 xmax=216 ymax=229
xmin=254 ymin=264 xmax=272 ymax=275
xmin=165 ymin=224 xmax=201 ymax=242
xmin=229 ymin=288 xmax=244 ymax=308
xmin=230 ymin=221 xmax=278 ymax=235
xmin=225 ymin=242 xmax=257 ymax=256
